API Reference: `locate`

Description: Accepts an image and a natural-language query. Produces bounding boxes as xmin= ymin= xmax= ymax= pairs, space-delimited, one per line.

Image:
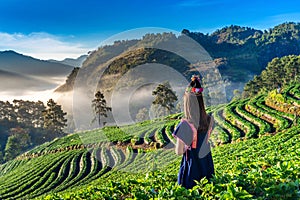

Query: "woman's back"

xmin=176 ymin=85 xmax=214 ymax=189
xmin=177 ymin=128 xmax=214 ymax=189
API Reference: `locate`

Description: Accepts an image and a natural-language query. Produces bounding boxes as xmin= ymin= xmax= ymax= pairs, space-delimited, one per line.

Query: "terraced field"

xmin=210 ymin=84 xmax=300 ymax=145
xmin=0 ymin=84 xmax=299 ymax=199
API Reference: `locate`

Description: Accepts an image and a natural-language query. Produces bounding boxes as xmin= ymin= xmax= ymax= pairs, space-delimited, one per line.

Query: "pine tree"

xmin=92 ymin=91 xmax=112 ymax=127
xmin=152 ymin=81 xmax=178 ymax=117
xmin=42 ymin=99 xmax=67 ymax=134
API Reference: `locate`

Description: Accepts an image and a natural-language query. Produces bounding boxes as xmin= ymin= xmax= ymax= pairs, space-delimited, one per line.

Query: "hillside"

xmin=0 ymin=50 xmax=74 ymax=96
xmin=48 ymin=55 xmax=87 ymax=68
xmin=0 ymin=83 xmax=299 ymax=199
xmin=0 ymin=50 xmax=73 ymax=77
xmin=53 ymin=22 xmax=300 ymax=130
xmin=53 ymin=23 xmax=300 ymax=131
xmin=243 ymin=54 xmax=300 ymax=97
xmin=185 ymin=22 xmax=300 ymax=74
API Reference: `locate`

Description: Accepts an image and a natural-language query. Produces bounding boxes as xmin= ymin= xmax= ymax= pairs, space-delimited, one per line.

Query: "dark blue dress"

xmin=177 ymin=130 xmax=214 ymax=189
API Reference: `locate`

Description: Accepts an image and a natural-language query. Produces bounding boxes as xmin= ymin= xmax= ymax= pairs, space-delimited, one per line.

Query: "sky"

xmin=0 ymin=0 xmax=300 ymax=60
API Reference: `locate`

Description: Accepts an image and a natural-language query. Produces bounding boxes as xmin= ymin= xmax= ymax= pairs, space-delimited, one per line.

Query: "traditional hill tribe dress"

xmin=173 ymin=118 xmax=214 ymax=189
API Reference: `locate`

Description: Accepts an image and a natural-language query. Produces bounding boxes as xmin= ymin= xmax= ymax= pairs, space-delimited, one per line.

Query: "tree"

xmin=152 ymin=81 xmax=178 ymax=117
xmin=4 ymin=127 xmax=31 ymax=161
xmin=13 ymin=100 xmax=46 ymax=128
xmin=42 ymin=99 xmax=67 ymax=134
xmin=92 ymin=91 xmax=112 ymax=127
xmin=31 ymin=101 xmax=47 ymax=128
xmin=243 ymin=55 xmax=300 ymax=97
xmin=135 ymin=107 xmax=149 ymax=122
xmin=0 ymin=101 xmax=16 ymax=122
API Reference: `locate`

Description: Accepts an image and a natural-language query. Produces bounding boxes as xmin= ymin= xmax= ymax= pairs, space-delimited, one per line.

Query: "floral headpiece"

xmin=185 ymin=86 xmax=204 ymax=94
xmin=185 ymin=74 xmax=203 ymax=95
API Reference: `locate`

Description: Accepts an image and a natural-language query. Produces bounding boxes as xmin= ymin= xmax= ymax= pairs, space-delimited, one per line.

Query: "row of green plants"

xmin=164 ymin=121 xmax=178 ymax=144
xmin=246 ymin=96 xmax=286 ymax=131
xmin=51 ymin=152 xmax=83 ymax=193
xmin=286 ymin=84 xmax=300 ymax=105
xmin=0 ymin=151 xmax=73 ymax=199
xmin=255 ymin=95 xmax=291 ymax=129
xmin=0 ymin=152 xmax=68 ymax=189
xmin=28 ymin=152 xmax=77 ymax=198
xmin=205 ymin=84 xmax=298 ymax=145
xmin=210 ymin=126 xmax=230 ymax=144
xmin=0 ymin=159 xmax=26 ymax=176
xmin=259 ymin=95 xmax=294 ymax=120
xmin=289 ymin=85 xmax=300 ymax=99
xmin=224 ymin=102 xmax=257 ymax=138
xmin=143 ymin=127 xmax=160 ymax=145
xmin=40 ymin=124 xmax=300 ymax=199
xmin=1 ymin=84 xmax=299 ymax=199
xmin=154 ymin=126 xmax=167 ymax=147
xmin=213 ymin=108 xmax=241 ymax=141
xmin=25 ymin=134 xmax=82 ymax=155
xmin=235 ymin=100 xmax=272 ymax=136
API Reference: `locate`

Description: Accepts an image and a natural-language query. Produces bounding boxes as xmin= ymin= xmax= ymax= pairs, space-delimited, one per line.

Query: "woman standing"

xmin=173 ymin=82 xmax=214 ymax=189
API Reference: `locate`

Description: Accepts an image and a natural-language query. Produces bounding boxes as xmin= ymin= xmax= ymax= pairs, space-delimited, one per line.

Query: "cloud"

xmin=0 ymin=32 xmax=91 ymax=60
xmin=0 ymin=89 xmax=56 ymax=103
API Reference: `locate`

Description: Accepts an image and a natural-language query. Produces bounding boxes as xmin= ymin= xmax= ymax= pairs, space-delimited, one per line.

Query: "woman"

xmin=174 ymin=87 xmax=214 ymax=189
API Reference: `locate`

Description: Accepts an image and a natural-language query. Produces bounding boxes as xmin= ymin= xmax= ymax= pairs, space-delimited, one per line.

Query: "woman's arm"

xmin=175 ymin=137 xmax=185 ymax=155
xmin=207 ymin=116 xmax=214 ymax=142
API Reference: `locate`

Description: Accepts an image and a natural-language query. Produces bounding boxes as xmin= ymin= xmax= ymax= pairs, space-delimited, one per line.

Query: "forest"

xmin=0 ymin=99 xmax=67 ymax=163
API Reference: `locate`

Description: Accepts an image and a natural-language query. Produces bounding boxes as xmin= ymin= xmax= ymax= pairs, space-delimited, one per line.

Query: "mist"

xmin=0 ymin=71 xmax=66 ymax=103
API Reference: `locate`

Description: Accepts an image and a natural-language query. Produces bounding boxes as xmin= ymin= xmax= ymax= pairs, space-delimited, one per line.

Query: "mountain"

xmin=0 ymin=50 xmax=73 ymax=77
xmin=48 ymin=54 xmax=88 ymax=67
xmin=187 ymin=23 xmax=300 ymax=76
xmin=58 ymin=22 xmax=300 ymax=97
xmin=0 ymin=50 xmax=74 ymax=100
xmin=54 ymin=67 xmax=80 ymax=92
xmin=53 ymin=22 xmax=300 ymax=129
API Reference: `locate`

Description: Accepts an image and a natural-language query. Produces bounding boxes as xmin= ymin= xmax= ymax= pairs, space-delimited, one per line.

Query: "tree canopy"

xmin=42 ymin=99 xmax=67 ymax=134
xmin=152 ymin=81 xmax=178 ymax=117
xmin=92 ymin=91 xmax=112 ymax=127
xmin=0 ymin=99 xmax=68 ymax=163
xmin=243 ymin=55 xmax=300 ymax=97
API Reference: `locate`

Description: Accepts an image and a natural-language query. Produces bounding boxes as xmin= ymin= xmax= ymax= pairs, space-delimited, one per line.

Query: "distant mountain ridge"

xmin=184 ymin=22 xmax=300 ymax=76
xmin=57 ymin=22 xmax=300 ymax=98
xmin=48 ymin=54 xmax=87 ymax=68
xmin=0 ymin=50 xmax=73 ymax=77
xmin=0 ymin=50 xmax=74 ymax=95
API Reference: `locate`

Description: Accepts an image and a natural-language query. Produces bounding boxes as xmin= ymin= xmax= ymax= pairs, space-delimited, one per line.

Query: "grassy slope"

xmin=0 ymin=84 xmax=299 ymax=199
xmin=38 ymin=125 xmax=299 ymax=200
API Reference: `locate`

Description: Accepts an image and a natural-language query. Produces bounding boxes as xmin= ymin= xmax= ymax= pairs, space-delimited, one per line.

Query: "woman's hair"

xmin=183 ymin=92 xmax=210 ymax=132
